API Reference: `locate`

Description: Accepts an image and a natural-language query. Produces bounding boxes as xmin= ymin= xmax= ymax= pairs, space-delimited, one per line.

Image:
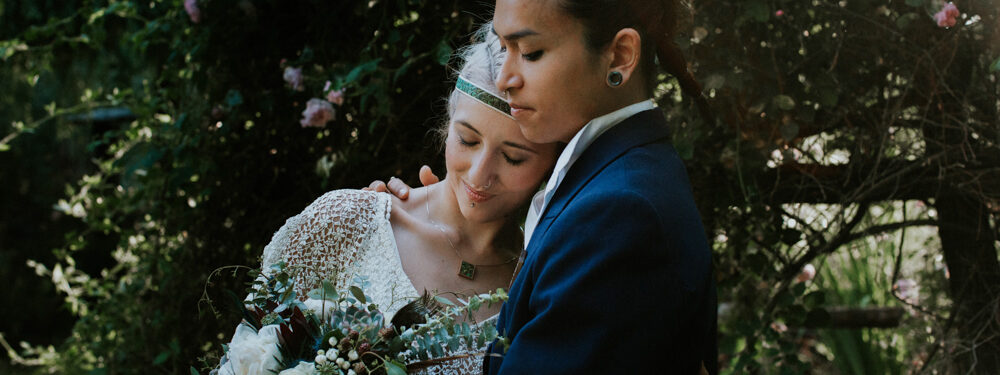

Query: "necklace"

xmin=424 ymin=186 xmax=518 ymax=280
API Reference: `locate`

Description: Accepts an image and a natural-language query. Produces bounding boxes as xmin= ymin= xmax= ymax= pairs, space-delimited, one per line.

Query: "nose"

xmin=467 ymin=150 xmax=499 ymax=190
xmin=495 ymin=55 xmax=523 ymax=96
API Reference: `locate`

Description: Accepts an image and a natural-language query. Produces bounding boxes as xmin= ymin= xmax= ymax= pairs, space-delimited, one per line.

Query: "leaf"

xmin=773 ymin=95 xmax=796 ymax=110
xmin=433 ymin=295 xmax=455 ymax=306
xmin=349 ymin=285 xmax=366 ymax=304
xmin=990 ymin=56 xmax=1000 ymax=72
xmin=190 ymin=366 xmax=200 ymax=375
xmin=384 ymin=360 xmax=407 ymax=375
xmin=344 ymin=59 xmax=381 ymax=85
xmin=153 ymin=351 xmax=169 ymax=365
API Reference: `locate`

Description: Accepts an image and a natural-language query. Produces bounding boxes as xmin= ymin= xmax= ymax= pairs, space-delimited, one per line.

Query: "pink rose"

xmin=326 ymin=89 xmax=345 ymax=106
xmin=283 ymin=67 xmax=304 ymax=92
xmin=934 ymin=3 xmax=960 ymax=28
xmin=184 ymin=0 xmax=201 ymax=23
xmin=300 ymin=98 xmax=335 ymax=128
xmin=775 ymin=10 xmax=784 ymax=17
xmin=795 ymin=263 xmax=816 ymax=283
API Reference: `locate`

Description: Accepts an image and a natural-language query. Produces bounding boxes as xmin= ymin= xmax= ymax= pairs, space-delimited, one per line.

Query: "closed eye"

xmin=522 ymin=50 xmax=543 ymax=61
xmin=502 ymin=152 xmax=525 ymax=166
xmin=458 ymin=136 xmax=479 ymax=147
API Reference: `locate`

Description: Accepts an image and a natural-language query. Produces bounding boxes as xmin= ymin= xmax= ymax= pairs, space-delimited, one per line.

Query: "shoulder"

xmin=303 ymin=189 xmax=392 ymax=223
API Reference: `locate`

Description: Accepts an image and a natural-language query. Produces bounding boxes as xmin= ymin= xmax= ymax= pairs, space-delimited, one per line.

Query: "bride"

xmin=222 ymin=24 xmax=559 ymax=374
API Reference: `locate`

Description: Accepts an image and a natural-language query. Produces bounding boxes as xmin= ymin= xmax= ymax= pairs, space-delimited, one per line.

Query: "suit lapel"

xmin=527 ymin=109 xmax=672 ymax=251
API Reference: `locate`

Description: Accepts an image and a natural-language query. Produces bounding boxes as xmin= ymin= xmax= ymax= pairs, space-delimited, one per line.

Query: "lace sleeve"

xmin=259 ymin=189 xmax=391 ymax=299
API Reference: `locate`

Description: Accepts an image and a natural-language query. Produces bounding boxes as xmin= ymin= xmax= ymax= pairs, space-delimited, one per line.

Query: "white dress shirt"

xmin=523 ymin=100 xmax=656 ymax=249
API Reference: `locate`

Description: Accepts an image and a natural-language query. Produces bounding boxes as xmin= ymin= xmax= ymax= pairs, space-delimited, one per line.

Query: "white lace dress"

xmin=257 ymin=189 xmax=487 ymax=375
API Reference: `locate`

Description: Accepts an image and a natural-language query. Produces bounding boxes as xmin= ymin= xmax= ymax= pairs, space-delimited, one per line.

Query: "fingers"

xmin=418 ymin=165 xmax=440 ymax=187
xmin=366 ymin=180 xmax=388 ymax=193
xmin=386 ymin=177 xmax=411 ymax=200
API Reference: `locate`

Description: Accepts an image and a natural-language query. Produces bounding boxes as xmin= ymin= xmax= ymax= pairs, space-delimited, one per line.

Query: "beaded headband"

xmin=455 ymin=76 xmax=514 ymax=120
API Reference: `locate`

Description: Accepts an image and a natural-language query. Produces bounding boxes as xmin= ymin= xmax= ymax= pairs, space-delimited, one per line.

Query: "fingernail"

xmin=401 ymin=188 xmax=409 ymax=196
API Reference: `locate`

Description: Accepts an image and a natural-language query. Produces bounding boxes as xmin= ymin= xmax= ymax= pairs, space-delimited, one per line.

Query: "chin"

xmin=461 ymin=203 xmax=507 ymax=224
xmin=518 ymin=124 xmax=549 ymax=144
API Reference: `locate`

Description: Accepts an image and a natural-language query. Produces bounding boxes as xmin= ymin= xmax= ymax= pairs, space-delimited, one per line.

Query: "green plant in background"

xmin=2 ymin=0 xmax=999 ymax=373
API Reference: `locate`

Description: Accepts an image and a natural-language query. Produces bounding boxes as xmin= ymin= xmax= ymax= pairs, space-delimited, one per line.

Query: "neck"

xmin=424 ymin=179 xmax=515 ymax=261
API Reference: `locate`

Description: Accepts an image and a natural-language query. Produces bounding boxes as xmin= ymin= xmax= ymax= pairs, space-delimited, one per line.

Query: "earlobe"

xmin=608 ymin=28 xmax=642 ymax=87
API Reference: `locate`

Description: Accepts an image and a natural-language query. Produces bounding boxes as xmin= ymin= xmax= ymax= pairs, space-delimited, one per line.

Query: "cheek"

xmin=443 ymin=142 xmax=467 ymax=173
xmin=503 ymin=164 xmax=549 ymax=196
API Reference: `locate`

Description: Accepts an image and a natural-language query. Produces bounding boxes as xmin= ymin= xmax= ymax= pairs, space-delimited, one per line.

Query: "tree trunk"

xmin=935 ymin=191 xmax=1000 ymax=373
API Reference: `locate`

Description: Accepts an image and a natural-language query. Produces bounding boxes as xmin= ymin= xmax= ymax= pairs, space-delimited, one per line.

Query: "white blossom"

xmin=278 ymin=361 xmax=316 ymax=375
xmin=217 ymin=324 xmax=283 ymax=375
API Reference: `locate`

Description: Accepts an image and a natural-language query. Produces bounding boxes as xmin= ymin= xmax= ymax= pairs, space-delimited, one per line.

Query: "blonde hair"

xmin=435 ymin=22 xmax=505 ymax=144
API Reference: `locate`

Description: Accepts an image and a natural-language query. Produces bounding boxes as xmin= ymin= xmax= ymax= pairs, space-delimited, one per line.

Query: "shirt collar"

xmin=523 ymin=99 xmax=656 ymax=248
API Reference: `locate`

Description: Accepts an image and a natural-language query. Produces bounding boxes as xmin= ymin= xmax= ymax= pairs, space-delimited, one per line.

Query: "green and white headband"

xmin=456 ymin=76 xmax=514 ymax=120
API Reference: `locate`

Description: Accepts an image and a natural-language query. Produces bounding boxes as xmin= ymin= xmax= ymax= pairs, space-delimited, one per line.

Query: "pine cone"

xmin=358 ymin=341 xmax=371 ymax=354
xmin=378 ymin=326 xmax=396 ymax=340
xmin=338 ymin=337 xmax=352 ymax=352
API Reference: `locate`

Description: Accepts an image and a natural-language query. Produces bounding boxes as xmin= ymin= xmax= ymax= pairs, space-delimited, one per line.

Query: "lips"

xmin=509 ymin=102 xmax=532 ymax=118
xmin=463 ymin=181 xmax=494 ymax=203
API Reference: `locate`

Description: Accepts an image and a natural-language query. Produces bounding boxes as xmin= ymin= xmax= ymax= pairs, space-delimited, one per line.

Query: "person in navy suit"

xmin=374 ymin=0 xmax=717 ymax=372
xmin=482 ymin=0 xmax=717 ymax=373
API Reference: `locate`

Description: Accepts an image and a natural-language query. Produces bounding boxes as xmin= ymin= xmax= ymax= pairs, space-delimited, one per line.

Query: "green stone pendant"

xmin=458 ymin=261 xmax=476 ymax=280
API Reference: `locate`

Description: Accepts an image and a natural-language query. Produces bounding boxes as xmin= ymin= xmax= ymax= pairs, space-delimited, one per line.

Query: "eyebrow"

xmin=457 ymin=120 xmax=539 ymax=154
xmin=492 ymin=26 xmax=539 ymax=42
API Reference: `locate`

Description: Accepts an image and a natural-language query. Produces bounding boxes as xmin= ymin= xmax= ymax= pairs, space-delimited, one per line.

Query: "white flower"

xmin=325 ymin=349 xmax=338 ymax=360
xmin=340 ymin=360 xmax=351 ymax=370
xmin=348 ymin=350 xmax=359 ymax=361
xmin=348 ymin=370 xmax=357 ymax=375
xmin=328 ymin=336 xmax=337 ymax=347
xmin=336 ymin=358 xmax=345 ymax=366
xmin=314 ymin=355 xmax=327 ymax=365
xmin=304 ymin=298 xmax=339 ymax=319
xmin=278 ymin=361 xmax=316 ymax=375
xmin=218 ymin=324 xmax=283 ymax=375
xmin=796 ymin=263 xmax=816 ymax=283
xmin=317 ymin=349 xmax=325 ymax=356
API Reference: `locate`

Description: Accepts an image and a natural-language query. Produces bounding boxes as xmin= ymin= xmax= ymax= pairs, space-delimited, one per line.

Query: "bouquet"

xmin=213 ymin=262 xmax=506 ymax=375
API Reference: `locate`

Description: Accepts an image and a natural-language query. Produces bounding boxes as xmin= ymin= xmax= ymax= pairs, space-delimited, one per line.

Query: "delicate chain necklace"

xmin=425 ymin=186 xmax=518 ymax=280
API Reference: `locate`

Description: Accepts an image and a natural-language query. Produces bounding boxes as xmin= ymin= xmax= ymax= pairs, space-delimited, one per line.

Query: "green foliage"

xmin=1 ymin=0 xmax=491 ymax=373
xmin=3 ymin=0 xmax=998 ymax=373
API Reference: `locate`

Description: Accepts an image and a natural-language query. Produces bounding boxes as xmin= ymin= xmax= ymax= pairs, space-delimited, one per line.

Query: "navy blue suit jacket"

xmin=483 ymin=109 xmax=717 ymax=374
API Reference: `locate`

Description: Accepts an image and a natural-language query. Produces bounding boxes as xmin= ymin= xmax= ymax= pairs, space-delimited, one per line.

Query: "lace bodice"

xmin=255 ymin=189 xmax=486 ymax=374
xmin=260 ymin=189 xmax=417 ymax=318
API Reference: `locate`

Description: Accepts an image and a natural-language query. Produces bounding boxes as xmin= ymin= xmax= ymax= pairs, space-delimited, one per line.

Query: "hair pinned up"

xmin=558 ymin=0 xmax=712 ymax=121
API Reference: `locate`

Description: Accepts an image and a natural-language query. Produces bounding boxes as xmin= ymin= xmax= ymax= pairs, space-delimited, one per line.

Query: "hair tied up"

xmin=656 ymin=38 xmax=713 ymax=123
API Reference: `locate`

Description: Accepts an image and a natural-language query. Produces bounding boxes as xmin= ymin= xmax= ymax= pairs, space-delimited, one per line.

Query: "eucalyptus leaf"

xmin=773 ymin=95 xmax=796 ymax=110
xmin=385 ymin=360 xmax=407 ymax=375
xmin=434 ymin=295 xmax=456 ymax=306
xmin=349 ymin=286 xmax=366 ymax=304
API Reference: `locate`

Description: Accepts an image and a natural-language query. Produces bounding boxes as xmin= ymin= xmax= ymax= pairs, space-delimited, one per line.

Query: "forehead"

xmin=493 ymin=0 xmax=574 ymax=38
xmin=452 ymin=95 xmax=521 ymax=137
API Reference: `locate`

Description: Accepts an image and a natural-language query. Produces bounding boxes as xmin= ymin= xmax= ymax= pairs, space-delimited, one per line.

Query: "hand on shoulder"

xmin=362 ymin=165 xmax=440 ymax=200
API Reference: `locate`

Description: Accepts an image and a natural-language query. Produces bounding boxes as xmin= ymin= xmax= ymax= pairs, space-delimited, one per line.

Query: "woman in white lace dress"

xmin=228 ymin=24 xmax=559 ymax=374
